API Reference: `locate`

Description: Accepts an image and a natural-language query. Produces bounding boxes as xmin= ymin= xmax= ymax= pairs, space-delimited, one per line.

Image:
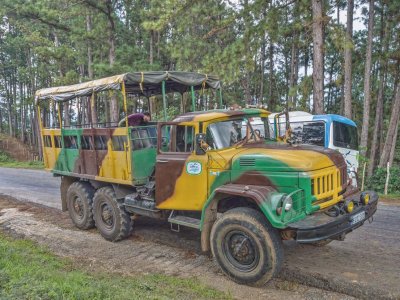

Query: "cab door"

xmin=155 ymin=122 xmax=208 ymax=211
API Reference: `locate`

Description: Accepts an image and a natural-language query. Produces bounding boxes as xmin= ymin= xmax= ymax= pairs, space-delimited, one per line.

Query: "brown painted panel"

xmin=155 ymin=153 xmax=189 ymax=206
xmin=81 ymin=150 xmax=97 ymax=175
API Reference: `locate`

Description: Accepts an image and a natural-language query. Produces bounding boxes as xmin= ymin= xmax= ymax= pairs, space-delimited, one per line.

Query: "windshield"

xmin=205 ymin=117 xmax=270 ymax=150
xmin=290 ymin=121 xmax=325 ymax=147
xmin=333 ymin=121 xmax=358 ymax=150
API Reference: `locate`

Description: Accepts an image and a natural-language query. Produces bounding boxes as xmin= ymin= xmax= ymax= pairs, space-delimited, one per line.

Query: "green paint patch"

xmin=0 ymin=233 xmax=231 ymax=300
xmin=0 ymin=150 xmax=43 ymax=169
xmin=131 ymin=148 xmax=157 ymax=184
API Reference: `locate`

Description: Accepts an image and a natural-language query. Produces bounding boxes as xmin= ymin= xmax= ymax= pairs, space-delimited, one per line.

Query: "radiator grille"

xmin=311 ymin=166 xmax=347 ymax=209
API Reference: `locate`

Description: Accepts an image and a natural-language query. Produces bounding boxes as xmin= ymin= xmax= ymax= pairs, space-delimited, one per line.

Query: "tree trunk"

xmin=368 ymin=7 xmax=388 ymax=176
xmin=379 ymin=85 xmax=400 ymax=167
xmin=12 ymin=72 xmax=18 ymax=137
xmin=149 ymin=30 xmax=154 ymax=65
xmin=288 ymin=33 xmax=299 ymax=110
xmin=0 ymin=102 xmax=2 ymax=133
xmin=87 ymin=13 xmax=93 ymax=79
xmin=360 ymin=0 xmax=374 ymax=157
xmin=20 ymin=81 xmax=25 ymax=142
xmin=268 ymin=42 xmax=275 ymax=110
xmin=343 ymin=0 xmax=354 ymax=119
xmin=243 ymin=73 xmax=252 ymax=105
xmin=388 ymin=114 xmax=399 ymax=167
xmin=259 ymin=35 xmax=266 ymax=104
xmin=5 ymin=80 xmax=14 ymax=137
xmin=105 ymin=0 xmax=119 ymax=124
xmin=86 ymin=12 xmax=97 ymax=127
xmin=312 ymin=0 xmax=324 ymax=114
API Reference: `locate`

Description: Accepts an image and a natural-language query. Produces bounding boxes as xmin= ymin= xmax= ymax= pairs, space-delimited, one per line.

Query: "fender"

xmin=199 ymin=183 xmax=286 ymax=252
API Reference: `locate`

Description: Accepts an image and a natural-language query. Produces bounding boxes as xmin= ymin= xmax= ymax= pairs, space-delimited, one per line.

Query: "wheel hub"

xmin=224 ymin=230 xmax=259 ymax=271
xmin=100 ymin=203 xmax=114 ymax=228
xmin=73 ymin=196 xmax=84 ymax=218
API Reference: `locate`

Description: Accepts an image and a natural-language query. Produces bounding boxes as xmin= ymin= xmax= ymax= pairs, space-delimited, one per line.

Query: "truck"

xmin=35 ymin=71 xmax=378 ymax=286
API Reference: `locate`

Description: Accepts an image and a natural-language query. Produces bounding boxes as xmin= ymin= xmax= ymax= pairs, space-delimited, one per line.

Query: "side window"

xmin=160 ymin=125 xmax=194 ymax=153
xmin=81 ymin=135 xmax=94 ymax=150
xmin=131 ymin=126 xmax=157 ymax=150
xmin=54 ymin=136 xmax=62 ymax=148
xmin=94 ymin=136 xmax=108 ymax=150
xmin=333 ymin=121 xmax=358 ymax=150
xmin=176 ymin=126 xmax=194 ymax=152
xmin=43 ymin=135 xmax=52 ymax=147
xmin=63 ymin=136 xmax=78 ymax=149
xmin=290 ymin=121 xmax=325 ymax=147
xmin=160 ymin=125 xmax=172 ymax=152
xmin=112 ymin=136 xmax=127 ymax=151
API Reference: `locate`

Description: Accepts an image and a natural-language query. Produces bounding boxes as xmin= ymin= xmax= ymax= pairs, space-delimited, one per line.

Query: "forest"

xmin=0 ymin=0 xmax=399 ymax=184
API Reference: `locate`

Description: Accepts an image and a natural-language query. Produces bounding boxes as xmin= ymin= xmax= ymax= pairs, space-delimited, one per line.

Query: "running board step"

xmin=168 ymin=211 xmax=201 ymax=231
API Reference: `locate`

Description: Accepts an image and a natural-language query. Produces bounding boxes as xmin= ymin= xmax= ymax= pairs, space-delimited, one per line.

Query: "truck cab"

xmin=147 ymin=108 xmax=378 ymax=285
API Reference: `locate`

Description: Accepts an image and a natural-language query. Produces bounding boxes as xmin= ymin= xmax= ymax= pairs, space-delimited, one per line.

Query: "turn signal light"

xmin=345 ymin=201 xmax=354 ymax=213
xmin=360 ymin=193 xmax=369 ymax=205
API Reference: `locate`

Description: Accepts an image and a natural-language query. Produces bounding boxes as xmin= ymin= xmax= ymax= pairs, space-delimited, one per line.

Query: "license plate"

xmin=350 ymin=211 xmax=365 ymax=225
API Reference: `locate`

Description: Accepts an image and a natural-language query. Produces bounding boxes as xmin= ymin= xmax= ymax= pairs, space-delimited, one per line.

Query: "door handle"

xmin=157 ymin=160 xmax=168 ymax=163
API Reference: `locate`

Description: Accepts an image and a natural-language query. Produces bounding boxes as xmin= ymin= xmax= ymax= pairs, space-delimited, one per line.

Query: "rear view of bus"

xmin=269 ymin=111 xmax=359 ymax=186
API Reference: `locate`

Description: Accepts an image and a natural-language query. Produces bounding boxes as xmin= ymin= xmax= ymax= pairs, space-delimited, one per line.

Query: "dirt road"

xmin=1 ymin=167 xmax=399 ymax=299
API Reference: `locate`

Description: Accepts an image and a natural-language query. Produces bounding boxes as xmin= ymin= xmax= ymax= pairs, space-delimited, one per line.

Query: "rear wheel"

xmin=93 ymin=187 xmax=132 ymax=242
xmin=66 ymin=181 xmax=95 ymax=230
xmin=210 ymin=207 xmax=283 ymax=286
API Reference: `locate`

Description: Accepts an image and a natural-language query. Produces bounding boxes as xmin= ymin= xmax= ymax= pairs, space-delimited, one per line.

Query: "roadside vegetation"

xmin=0 ymin=233 xmax=231 ymax=300
xmin=366 ymin=167 xmax=400 ymax=195
xmin=0 ymin=150 xmax=43 ymax=169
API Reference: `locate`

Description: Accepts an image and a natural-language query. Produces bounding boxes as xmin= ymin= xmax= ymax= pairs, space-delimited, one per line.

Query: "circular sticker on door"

xmin=186 ymin=161 xmax=202 ymax=175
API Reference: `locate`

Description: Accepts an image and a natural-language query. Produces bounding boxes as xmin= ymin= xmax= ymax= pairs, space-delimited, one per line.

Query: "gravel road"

xmin=0 ymin=167 xmax=399 ymax=299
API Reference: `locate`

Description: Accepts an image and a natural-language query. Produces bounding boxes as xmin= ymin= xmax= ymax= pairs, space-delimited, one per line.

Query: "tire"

xmin=210 ymin=207 xmax=283 ymax=286
xmin=93 ymin=187 xmax=133 ymax=242
xmin=66 ymin=181 xmax=95 ymax=230
xmin=308 ymin=239 xmax=332 ymax=247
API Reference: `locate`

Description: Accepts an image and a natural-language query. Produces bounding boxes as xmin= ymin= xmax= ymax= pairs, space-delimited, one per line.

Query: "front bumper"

xmin=288 ymin=190 xmax=378 ymax=243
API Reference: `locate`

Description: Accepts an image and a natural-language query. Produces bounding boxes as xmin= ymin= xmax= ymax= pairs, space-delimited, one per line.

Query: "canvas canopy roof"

xmin=35 ymin=71 xmax=221 ymax=104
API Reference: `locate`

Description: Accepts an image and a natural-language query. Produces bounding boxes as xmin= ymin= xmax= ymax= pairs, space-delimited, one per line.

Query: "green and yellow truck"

xmin=35 ymin=71 xmax=378 ymax=286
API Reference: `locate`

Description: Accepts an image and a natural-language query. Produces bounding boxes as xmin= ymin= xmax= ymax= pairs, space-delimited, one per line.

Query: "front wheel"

xmin=93 ymin=187 xmax=133 ymax=242
xmin=210 ymin=207 xmax=283 ymax=286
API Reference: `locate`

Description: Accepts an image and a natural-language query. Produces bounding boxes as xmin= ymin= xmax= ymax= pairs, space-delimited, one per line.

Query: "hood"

xmin=230 ymin=143 xmax=345 ymax=172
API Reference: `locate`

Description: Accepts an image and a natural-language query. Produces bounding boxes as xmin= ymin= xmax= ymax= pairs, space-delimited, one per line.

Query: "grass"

xmin=378 ymin=193 xmax=400 ymax=201
xmin=0 ymin=150 xmax=44 ymax=169
xmin=0 ymin=233 xmax=231 ymax=300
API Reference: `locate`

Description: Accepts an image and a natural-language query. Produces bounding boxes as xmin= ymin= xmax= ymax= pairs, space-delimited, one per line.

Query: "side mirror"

xmin=195 ymin=133 xmax=206 ymax=155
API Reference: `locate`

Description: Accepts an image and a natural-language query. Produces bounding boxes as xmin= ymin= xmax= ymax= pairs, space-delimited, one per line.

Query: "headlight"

xmin=360 ymin=193 xmax=369 ymax=205
xmin=284 ymin=197 xmax=293 ymax=211
xmin=276 ymin=195 xmax=293 ymax=215
xmin=345 ymin=200 xmax=354 ymax=213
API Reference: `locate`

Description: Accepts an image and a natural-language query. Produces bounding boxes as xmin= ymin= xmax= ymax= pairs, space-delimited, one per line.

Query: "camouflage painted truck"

xmin=35 ymin=71 xmax=378 ymax=286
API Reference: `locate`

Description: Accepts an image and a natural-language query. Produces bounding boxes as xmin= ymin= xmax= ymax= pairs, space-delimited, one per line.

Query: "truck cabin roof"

xmin=35 ymin=71 xmax=221 ymax=104
xmin=173 ymin=108 xmax=271 ymax=123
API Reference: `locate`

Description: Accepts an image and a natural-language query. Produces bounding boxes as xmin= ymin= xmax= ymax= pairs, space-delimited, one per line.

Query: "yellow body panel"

xmin=42 ymin=129 xmax=61 ymax=170
xmin=156 ymin=153 xmax=209 ymax=210
xmin=97 ymin=128 xmax=132 ymax=184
